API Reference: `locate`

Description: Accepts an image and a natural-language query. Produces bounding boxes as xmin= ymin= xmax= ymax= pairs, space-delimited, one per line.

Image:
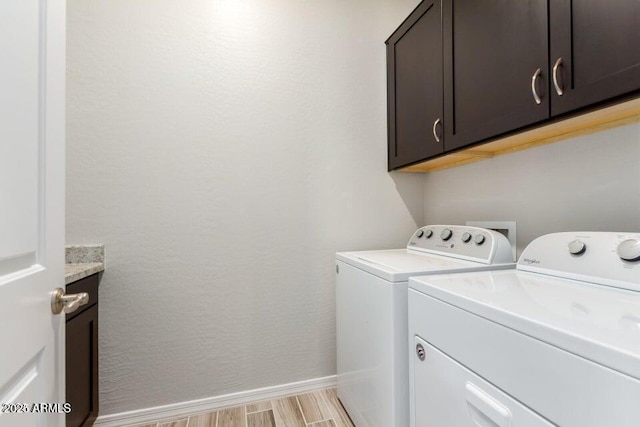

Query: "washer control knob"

xmin=461 ymin=232 xmax=472 ymax=243
xmin=617 ymin=239 xmax=640 ymax=262
xmin=425 ymin=229 xmax=433 ymax=238
xmin=474 ymin=234 xmax=486 ymax=245
xmin=440 ymin=228 xmax=453 ymax=241
xmin=417 ymin=230 xmax=424 ymax=238
xmin=568 ymin=240 xmax=586 ymax=255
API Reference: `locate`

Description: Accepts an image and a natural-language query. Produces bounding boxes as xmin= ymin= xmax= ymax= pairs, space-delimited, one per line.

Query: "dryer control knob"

xmin=568 ymin=240 xmax=586 ymax=255
xmin=425 ymin=229 xmax=433 ymax=238
xmin=474 ymin=234 xmax=486 ymax=245
xmin=461 ymin=232 xmax=472 ymax=243
xmin=617 ymin=239 xmax=640 ymax=262
xmin=417 ymin=230 xmax=424 ymax=238
xmin=440 ymin=228 xmax=453 ymax=241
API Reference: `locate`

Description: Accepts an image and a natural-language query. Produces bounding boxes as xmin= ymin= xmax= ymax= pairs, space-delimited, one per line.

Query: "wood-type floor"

xmin=125 ymin=388 xmax=354 ymax=427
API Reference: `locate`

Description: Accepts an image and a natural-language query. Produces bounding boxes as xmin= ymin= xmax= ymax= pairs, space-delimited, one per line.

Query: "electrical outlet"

xmin=466 ymin=221 xmax=517 ymax=262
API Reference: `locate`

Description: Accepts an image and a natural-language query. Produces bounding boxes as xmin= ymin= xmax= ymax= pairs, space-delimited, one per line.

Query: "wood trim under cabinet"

xmin=398 ymin=96 xmax=640 ymax=173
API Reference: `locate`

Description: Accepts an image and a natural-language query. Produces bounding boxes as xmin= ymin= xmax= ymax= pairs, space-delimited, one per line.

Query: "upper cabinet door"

xmin=387 ymin=0 xmax=443 ymax=171
xmin=443 ymin=0 xmax=549 ymax=152
xmin=549 ymin=0 xmax=640 ymax=116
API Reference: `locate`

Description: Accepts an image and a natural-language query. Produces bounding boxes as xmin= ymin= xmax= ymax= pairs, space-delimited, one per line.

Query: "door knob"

xmin=51 ymin=288 xmax=89 ymax=315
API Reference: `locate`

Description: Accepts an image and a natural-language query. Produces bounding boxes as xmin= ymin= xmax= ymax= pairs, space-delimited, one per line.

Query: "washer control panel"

xmin=407 ymin=225 xmax=513 ymax=264
xmin=518 ymin=232 xmax=640 ymax=292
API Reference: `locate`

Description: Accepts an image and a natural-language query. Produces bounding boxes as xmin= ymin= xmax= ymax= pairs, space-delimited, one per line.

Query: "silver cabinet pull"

xmin=531 ymin=68 xmax=542 ymax=105
xmin=432 ymin=118 xmax=441 ymax=143
xmin=51 ymin=288 xmax=89 ymax=315
xmin=552 ymin=57 xmax=564 ymax=96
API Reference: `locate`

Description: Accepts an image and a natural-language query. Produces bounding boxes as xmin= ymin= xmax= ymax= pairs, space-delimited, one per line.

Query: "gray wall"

xmin=423 ymin=122 xmax=640 ymax=256
xmin=66 ymin=0 xmax=423 ymax=415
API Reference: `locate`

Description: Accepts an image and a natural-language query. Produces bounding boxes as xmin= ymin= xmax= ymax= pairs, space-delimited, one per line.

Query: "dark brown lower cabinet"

xmin=66 ymin=274 xmax=99 ymax=427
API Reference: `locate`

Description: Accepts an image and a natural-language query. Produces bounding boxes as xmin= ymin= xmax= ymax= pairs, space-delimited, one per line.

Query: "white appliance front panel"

xmin=408 ymin=289 xmax=640 ymax=427
xmin=336 ymin=261 xmax=408 ymax=427
xmin=411 ymin=336 xmax=554 ymax=427
xmin=409 ymin=269 xmax=640 ymax=381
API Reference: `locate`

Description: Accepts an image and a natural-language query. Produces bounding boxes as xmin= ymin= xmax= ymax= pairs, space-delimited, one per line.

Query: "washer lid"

xmin=409 ymin=270 xmax=640 ymax=381
xmin=336 ymin=249 xmax=514 ymax=282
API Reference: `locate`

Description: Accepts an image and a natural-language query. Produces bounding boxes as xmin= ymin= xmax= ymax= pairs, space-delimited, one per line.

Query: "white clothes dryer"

xmin=409 ymin=231 xmax=640 ymax=427
xmin=336 ymin=225 xmax=515 ymax=427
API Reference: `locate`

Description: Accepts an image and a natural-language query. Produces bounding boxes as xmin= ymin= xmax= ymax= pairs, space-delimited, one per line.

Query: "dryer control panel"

xmin=518 ymin=231 xmax=640 ymax=292
xmin=407 ymin=225 xmax=513 ymax=265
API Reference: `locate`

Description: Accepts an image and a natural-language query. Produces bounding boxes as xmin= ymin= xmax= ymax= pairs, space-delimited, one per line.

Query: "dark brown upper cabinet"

xmin=386 ymin=0 xmax=640 ymax=171
xmin=386 ymin=0 xmax=443 ymax=171
xmin=549 ymin=0 xmax=640 ymax=116
xmin=443 ymin=0 xmax=550 ymax=152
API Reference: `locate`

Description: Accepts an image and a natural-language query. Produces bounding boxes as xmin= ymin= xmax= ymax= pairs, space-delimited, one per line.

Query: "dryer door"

xmin=411 ymin=336 xmax=555 ymax=427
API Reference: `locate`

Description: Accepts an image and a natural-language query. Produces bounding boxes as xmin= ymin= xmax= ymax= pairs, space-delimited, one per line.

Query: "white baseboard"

xmin=94 ymin=375 xmax=337 ymax=427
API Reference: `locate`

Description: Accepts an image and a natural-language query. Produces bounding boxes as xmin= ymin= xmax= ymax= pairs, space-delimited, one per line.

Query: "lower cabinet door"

xmin=411 ymin=336 xmax=554 ymax=427
xmin=66 ymin=305 xmax=99 ymax=427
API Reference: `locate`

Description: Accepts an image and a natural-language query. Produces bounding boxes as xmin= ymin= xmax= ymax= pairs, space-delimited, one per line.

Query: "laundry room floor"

xmin=125 ymin=387 xmax=353 ymax=427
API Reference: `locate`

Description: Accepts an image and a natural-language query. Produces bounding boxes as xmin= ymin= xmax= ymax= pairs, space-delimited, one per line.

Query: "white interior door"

xmin=0 ymin=0 xmax=66 ymax=426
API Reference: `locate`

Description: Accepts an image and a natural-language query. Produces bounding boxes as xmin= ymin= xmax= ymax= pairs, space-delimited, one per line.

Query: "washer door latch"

xmin=416 ymin=343 xmax=426 ymax=361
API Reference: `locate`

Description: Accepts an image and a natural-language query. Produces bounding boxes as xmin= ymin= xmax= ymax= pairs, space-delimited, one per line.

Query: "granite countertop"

xmin=65 ymin=244 xmax=105 ymax=285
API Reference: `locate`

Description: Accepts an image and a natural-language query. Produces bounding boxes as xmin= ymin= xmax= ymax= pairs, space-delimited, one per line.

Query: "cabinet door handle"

xmin=432 ymin=118 xmax=441 ymax=143
xmin=531 ymin=68 xmax=542 ymax=105
xmin=552 ymin=57 xmax=564 ymax=96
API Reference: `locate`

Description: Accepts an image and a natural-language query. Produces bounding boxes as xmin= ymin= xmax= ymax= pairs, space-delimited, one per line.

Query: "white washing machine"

xmin=336 ymin=225 xmax=515 ymax=427
xmin=409 ymin=231 xmax=640 ymax=427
